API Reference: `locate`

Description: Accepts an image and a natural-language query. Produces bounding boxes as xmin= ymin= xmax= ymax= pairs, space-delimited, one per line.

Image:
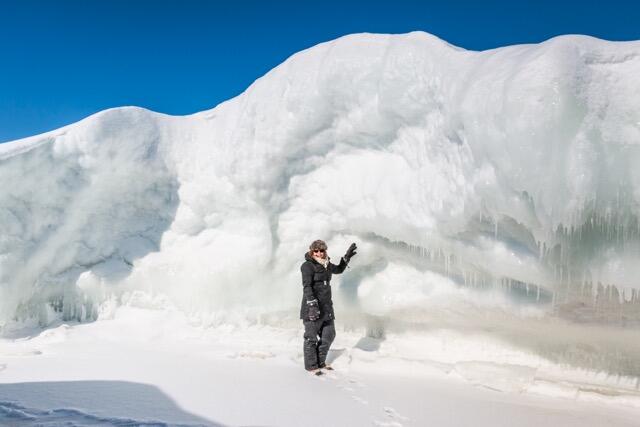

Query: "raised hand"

xmin=344 ymin=242 xmax=357 ymax=262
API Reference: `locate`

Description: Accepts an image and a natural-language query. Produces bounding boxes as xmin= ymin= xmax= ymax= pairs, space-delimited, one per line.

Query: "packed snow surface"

xmin=1 ymin=307 xmax=639 ymax=426
xmin=2 ymin=32 xmax=640 ymax=381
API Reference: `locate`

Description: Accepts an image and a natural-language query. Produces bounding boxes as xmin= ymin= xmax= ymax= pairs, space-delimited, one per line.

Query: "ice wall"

xmin=1 ymin=32 xmax=640 ymax=330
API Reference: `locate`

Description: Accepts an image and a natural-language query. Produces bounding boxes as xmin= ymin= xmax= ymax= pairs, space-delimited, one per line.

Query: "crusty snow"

xmin=2 ymin=31 xmax=640 ymax=425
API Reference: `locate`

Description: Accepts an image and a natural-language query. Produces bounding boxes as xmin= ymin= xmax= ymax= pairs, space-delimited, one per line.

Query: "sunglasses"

xmin=313 ymin=249 xmax=326 ymax=253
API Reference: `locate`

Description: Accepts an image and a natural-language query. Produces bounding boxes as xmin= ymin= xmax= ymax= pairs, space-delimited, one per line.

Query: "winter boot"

xmin=307 ymin=368 xmax=323 ymax=376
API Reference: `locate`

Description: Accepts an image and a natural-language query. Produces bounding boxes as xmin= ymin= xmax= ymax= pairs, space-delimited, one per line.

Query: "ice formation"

xmin=1 ymin=32 xmax=640 ymax=335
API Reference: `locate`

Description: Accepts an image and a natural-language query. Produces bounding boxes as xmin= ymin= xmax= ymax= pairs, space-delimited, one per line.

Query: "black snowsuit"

xmin=300 ymin=252 xmax=347 ymax=370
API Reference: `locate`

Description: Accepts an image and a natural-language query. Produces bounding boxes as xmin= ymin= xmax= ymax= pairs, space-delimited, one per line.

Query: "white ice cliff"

xmin=2 ymin=32 xmax=640 ymax=341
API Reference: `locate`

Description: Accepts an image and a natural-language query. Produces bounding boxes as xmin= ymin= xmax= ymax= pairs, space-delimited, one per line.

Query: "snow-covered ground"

xmin=1 ymin=306 xmax=639 ymax=426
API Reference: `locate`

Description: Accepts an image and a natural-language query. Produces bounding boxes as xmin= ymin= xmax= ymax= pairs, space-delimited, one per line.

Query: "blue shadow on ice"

xmin=0 ymin=380 xmax=221 ymax=426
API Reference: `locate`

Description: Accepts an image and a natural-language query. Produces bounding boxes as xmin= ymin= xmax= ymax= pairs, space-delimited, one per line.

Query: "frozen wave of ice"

xmin=1 ymin=32 xmax=640 ymax=332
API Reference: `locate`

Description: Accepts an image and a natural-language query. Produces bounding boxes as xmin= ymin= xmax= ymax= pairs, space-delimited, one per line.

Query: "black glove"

xmin=344 ymin=242 xmax=357 ymax=263
xmin=307 ymin=299 xmax=320 ymax=321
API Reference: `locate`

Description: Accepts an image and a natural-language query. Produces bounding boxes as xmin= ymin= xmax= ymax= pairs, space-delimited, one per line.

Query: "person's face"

xmin=313 ymin=248 xmax=327 ymax=259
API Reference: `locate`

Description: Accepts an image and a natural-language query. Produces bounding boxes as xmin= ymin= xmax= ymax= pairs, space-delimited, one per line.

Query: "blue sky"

xmin=1 ymin=0 xmax=639 ymax=143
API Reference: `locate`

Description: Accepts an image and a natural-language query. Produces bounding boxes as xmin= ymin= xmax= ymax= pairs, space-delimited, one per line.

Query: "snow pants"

xmin=303 ymin=318 xmax=335 ymax=370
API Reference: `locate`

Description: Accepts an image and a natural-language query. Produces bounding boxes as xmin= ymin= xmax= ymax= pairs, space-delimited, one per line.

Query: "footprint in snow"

xmin=383 ymin=406 xmax=409 ymax=421
xmin=351 ymin=395 xmax=368 ymax=405
xmin=347 ymin=377 xmax=366 ymax=388
xmin=0 ymin=364 xmax=6 ymax=372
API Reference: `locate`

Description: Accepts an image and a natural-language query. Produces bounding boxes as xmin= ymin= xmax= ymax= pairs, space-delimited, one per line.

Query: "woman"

xmin=300 ymin=239 xmax=357 ymax=375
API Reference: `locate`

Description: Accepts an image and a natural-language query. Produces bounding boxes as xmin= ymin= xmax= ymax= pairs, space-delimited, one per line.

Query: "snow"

xmin=1 ymin=307 xmax=639 ymax=426
xmin=2 ymin=31 xmax=640 ymax=424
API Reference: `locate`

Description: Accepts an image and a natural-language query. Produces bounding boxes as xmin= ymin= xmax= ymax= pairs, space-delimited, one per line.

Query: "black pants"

xmin=303 ymin=318 xmax=336 ymax=370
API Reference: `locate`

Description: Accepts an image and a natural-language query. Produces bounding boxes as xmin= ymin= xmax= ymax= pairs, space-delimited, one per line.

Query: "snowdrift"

xmin=2 ymin=32 xmax=640 ymax=346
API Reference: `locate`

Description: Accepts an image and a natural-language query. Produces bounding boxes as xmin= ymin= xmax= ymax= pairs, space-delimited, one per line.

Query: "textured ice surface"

xmin=1 ymin=32 xmax=640 ymax=337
